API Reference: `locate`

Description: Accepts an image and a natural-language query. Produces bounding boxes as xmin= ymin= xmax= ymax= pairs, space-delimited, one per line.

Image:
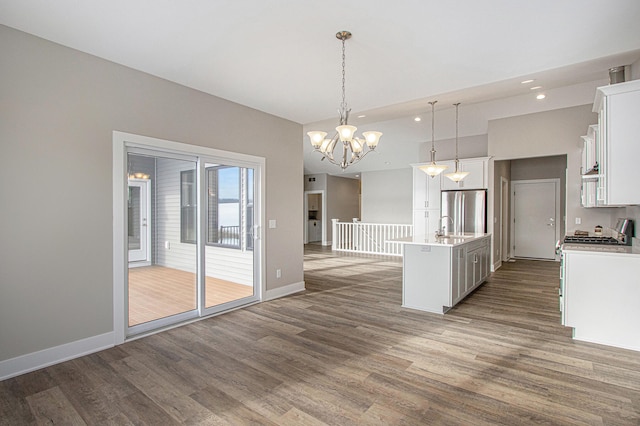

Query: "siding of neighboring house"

xmin=154 ymin=158 xmax=253 ymax=285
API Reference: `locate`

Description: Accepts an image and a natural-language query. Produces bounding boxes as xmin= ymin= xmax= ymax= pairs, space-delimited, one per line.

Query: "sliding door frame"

xmin=112 ymin=131 xmax=265 ymax=344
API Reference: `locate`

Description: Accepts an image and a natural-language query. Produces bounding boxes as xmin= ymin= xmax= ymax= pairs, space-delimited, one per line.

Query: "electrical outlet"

xmin=276 ymin=269 xmax=281 ymax=278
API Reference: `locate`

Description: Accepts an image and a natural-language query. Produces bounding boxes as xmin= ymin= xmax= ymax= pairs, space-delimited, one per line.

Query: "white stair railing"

xmin=331 ymin=219 xmax=412 ymax=256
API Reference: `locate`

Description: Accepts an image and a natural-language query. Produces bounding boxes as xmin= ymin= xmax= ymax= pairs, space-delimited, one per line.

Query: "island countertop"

xmin=394 ymin=233 xmax=491 ymax=247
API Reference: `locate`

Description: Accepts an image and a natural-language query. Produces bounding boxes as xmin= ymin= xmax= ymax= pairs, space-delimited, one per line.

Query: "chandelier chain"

xmin=341 ymin=37 xmax=347 ymax=114
xmin=454 ymin=102 xmax=460 ymax=160
xmin=429 ymin=101 xmax=437 ymax=151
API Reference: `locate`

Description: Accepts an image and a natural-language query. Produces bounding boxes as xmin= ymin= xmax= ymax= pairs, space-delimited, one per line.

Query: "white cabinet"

xmin=563 ymin=248 xmax=640 ymax=351
xmin=465 ymin=237 xmax=489 ymax=292
xmin=591 ymin=79 xmax=640 ymax=206
xmin=308 ymin=194 xmax=320 ymax=211
xmin=580 ymin=125 xmax=599 ymax=208
xmin=412 ymin=166 xmax=441 ymax=210
xmin=440 ymin=157 xmax=489 ymax=190
xmin=401 ymin=235 xmax=491 ymax=314
xmin=412 ymin=209 xmax=441 ymax=238
xmin=307 ymin=220 xmax=321 ymax=242
xmin=412 ymin=165 xmax=442 ymax=238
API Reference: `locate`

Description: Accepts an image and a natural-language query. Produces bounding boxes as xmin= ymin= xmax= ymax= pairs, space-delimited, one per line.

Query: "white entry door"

xmin=128 ymin=179 xmax=150 ymax=263
xmin=512 ymin=179 xmax=559 ymax=260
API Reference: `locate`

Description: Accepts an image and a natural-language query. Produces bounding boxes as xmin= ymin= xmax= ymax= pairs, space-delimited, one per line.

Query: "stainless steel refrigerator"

xmin=441 ymin=189 xmax=487 ymax=235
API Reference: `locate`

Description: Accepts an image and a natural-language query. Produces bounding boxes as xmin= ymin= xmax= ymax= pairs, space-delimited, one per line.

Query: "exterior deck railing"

xmin=331 ymin=219 xmax=412 ymax=256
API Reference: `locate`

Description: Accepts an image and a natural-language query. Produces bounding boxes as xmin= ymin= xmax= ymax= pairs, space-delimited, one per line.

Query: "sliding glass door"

xmin=202 ymin=163 xmax=255 ymax=313
xmin=125 ymin=149 xmax=260 ymax=336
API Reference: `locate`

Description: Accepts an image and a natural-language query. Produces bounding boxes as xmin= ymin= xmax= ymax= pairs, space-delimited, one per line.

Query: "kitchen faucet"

xmin=437 ymin=215 xmax=454 ymax=237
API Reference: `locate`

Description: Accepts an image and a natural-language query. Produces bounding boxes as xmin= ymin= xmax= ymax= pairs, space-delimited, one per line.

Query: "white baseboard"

xmin=492 ymin=260 xmax=502 ymax=272
xmin=264 ymin=281 xmax=305 ymax=301
xmin=0 ymin=332 xmax=114 ymax=381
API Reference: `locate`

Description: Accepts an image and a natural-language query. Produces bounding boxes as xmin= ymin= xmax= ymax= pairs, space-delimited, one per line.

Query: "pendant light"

xmin=307 ymin=31 xmax=382 ymax=170
xmin=419 ymin=101 xmax=448 ymax=177
xmin=444 ymin=102 xmax=469 ymax=182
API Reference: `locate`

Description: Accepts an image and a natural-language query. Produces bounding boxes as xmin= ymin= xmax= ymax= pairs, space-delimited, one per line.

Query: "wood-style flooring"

xmin=2 ymin=245 xmax=640 ymax=425
xmin=128 ymin=266 xmax=254 ymax=326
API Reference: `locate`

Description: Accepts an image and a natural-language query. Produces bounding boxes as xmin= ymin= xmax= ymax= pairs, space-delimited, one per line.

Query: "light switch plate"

xmin=269 ymin=220 xmax=277 ymax=229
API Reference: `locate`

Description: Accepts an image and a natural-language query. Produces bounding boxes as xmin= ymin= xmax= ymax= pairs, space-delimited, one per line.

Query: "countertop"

xmin=393 ymin=233 xmax=490 ymax=247
xmin=562 ymin=242 xmax=640 ymax=257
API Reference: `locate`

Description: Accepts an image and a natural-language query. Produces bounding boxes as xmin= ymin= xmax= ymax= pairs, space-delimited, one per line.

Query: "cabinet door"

xmin=412 ymin=209 xmax=440 ymax=237
xmin=441 ymin=159 xmax=487 ymax=190
xmin=465 ymin=249 xmax=476 ymax=293
xmin=481 ymin=242 xmax=490 ymax=281
xmin=413 ymin=167 xmax=429 ymax=209
xmin=451 ymin=247 xmax=465 ymax=305
xmin=413 ymin=167 xmax=441 ymax=210
xmin=439 ymin=160 xmax=458 ymax=190
xmin=457 ymin=160 xmax=486 ymax=190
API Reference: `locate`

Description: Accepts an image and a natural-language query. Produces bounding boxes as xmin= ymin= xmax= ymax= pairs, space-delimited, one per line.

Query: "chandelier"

xmin=444 ymin=102 xmax=469 ymax=182
xmin=307 ymin=31 xmax=382 ymax=170
xmin=419 ymin=101 xmax=448 ymax=177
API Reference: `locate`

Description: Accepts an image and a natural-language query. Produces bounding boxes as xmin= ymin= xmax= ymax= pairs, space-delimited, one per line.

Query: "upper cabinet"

xmin=412 ymin=165 xmax=442 ymax=210
xmin=440 ymin=157 xmax=489 ymax=191
xmin=591 ymin=79 xmax=640 ymax=206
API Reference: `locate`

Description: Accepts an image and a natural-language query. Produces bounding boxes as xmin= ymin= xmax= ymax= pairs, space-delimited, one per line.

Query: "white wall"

xmin=361 ymin=168 xmax=413 ymax=224
xmin=0 ymin=25 xmax=302 ymax=364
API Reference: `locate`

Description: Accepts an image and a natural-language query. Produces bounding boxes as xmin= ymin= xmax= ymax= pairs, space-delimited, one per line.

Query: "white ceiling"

xmin=2 ymin=0 xmax=640 ymax=174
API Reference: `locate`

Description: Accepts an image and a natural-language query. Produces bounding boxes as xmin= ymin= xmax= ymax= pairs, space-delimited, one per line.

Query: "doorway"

xmin=500 ymin=177 xmax=510 ymax=262
xmin=304 ymin=190 xmax=326 ymax=245
xmin=113 ymin=132 xmax=264 ymax=342
xmin=511 ymin=179 xmax=560 ymax=260
xmin=128 ymin=179 xmax=151 ymax=265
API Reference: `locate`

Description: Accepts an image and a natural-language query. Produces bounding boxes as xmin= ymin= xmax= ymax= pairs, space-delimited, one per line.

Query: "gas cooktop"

xmin=563 ymin=235 xmax=621 ymax=245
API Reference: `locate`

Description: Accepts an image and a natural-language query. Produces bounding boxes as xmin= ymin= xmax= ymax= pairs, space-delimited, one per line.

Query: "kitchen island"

xmin=397 ymin=233 xmax=491 ymax=314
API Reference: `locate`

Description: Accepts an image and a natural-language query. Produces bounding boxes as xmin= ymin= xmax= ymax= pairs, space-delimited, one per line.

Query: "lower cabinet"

xmin=402 ymin=235 xmax=491 ymax=314
xmin=450 ymin=247 xmax=465 ymax=306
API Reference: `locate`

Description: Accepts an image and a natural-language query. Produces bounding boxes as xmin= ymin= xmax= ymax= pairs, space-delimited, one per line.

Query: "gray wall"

xmin=488 ymin=104 xmax=620 ymax=235
xmin=326 ymin=175 xmax=361 ymax=242
xmin=361 ymin=168 xmax=413 ymax=224
xmin=0 ymin=25 xmax=303 ymax=362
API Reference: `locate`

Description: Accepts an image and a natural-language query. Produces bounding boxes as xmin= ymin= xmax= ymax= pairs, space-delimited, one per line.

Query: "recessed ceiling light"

xmin=355 ymin=174 xmax=359 ymax=177
xmin=536 ymin=94 xmax=546 ymax=100
xmin=521 ymin=79 xmax=535 ymax=84
xmin=384 ymin=161 xmax=391 ymax=165
xmin=414 ymin=117 xmax=422 ymax=122
xmin=530 ymin=86 xmax=542 ymax=90
xmin=357 ymin=114 xmax=366 ymax=118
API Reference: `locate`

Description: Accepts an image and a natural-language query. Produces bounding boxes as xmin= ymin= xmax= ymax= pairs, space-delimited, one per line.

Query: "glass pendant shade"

xmin=362 ymin=131 xmax=382 ymax=148
xmin=307 ymin=131 xmax=327 ymax=149
xmin=419 ymin=163 xmax=448 ymax=177
xmin=351 ymin=139 xmax=364 ymax=154
xmin=320 ymin=138 xmax=334 ymax=154
xmin=444 ymin=169 xmax=470 ymax=182
xmin=336 ymin=124 xmax=357 ymax=142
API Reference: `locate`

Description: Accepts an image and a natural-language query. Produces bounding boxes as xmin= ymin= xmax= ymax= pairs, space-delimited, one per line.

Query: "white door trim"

xmin=127 ymin=178 xmax=151 ymax=265
xmin=510 ymin=178 xmax=560 ymax=261
xmin=303 ymin=190 xmax=327 ymax=246
xmin=113 ymin=131 xmax=265 ymax=345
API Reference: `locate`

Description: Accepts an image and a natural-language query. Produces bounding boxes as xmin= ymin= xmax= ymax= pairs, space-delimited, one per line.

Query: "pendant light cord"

xmin=454 ymin=102 xmax=460 ymax=170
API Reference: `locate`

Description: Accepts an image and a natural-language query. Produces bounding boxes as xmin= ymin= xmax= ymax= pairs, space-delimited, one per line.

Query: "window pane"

xmin=180 ymin=170 xmax=196 ymax=243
